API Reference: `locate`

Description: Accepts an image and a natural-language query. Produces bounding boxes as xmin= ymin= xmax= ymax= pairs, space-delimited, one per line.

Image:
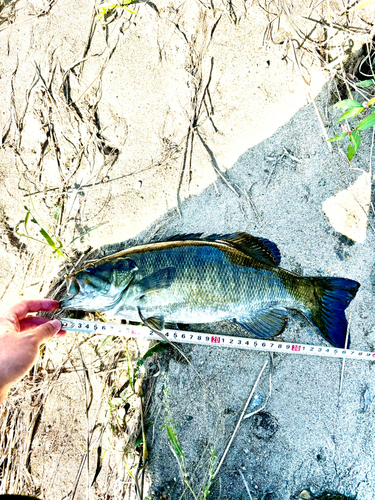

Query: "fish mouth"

xmin=59 ymin=276 xmax=81 ymax=309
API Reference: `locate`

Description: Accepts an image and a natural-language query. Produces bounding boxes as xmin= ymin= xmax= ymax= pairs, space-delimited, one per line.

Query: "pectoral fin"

xmin=137 ymin=267 xmax=176 ymax=295
xmin=233 ymin=308 xmax=288 ymax=339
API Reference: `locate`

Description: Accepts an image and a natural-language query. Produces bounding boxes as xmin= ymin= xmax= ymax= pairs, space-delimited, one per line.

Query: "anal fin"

xmin=234 ymin=308 xmax=288 ymax=339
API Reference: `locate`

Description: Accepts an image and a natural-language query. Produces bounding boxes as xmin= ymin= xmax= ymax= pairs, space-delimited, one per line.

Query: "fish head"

xmin=59 ymin=257 xmax=138 ymax=312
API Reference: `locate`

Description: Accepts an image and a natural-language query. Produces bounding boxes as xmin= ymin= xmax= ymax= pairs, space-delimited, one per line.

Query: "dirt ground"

xmin=1 ymin=0 xmax=375 ymax=499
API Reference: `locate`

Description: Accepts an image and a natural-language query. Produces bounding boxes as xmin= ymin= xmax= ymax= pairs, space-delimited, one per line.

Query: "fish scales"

xmin=60 ymin=233 xmax=360 ymax=348
xmin=115 ymin=243 xmax=292 ymax=323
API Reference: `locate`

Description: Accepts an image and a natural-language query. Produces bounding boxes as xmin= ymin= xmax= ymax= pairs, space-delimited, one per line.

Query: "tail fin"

xmin=303 ymin=277 xmax=360 ymax=348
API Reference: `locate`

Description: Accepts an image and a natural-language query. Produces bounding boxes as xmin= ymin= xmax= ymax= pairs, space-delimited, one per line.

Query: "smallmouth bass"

xmin=60 ymin=233 xmax=360 ymax=348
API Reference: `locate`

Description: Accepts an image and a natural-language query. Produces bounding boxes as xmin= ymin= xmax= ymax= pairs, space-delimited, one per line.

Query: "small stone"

xmin=135 ymin=180 xmax=142 ymax=189
xmin=300 ymin=491 xmax=311 ymax=500
xmin=249 ymin=393 xmax=264 ymax=411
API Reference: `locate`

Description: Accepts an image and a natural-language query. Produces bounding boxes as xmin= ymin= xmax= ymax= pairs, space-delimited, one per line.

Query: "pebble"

xmin=300 ymin=490 xmax=311 ymax=499
xmin=249 ymin=393 xmax=264 ymax=411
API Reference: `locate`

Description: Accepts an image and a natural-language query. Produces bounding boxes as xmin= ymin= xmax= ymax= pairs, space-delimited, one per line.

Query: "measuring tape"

xmin=59 ymin=317 xmax=374 ymax=362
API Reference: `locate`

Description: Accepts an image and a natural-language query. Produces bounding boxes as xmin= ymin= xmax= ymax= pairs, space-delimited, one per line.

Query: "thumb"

xmin=32 ymin=319 xmax=61 ymax=343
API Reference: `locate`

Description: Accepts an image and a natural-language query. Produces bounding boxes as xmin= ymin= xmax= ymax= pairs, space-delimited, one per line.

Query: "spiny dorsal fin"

xmin=219 ymin=233 xmax=281 ymax=266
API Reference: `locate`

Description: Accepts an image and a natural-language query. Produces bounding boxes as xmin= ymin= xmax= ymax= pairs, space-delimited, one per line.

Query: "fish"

xmin=59 ymin=233 xmax=360 ymax=348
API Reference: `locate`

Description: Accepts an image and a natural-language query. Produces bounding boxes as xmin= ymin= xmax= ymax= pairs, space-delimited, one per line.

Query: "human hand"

xmin=0 ymin=299 xmax=66 ymax=404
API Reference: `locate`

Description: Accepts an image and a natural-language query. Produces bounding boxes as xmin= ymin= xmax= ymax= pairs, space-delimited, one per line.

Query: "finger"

xmin=55 ymin=330 xmax=67 ymax=337
xmin=32 ymin=319 xmax=62 ymax=343
xmin=19 ymin=316 xmax=51 ymax=331
xmin=3 ymin=300 xmax=59 ymax=324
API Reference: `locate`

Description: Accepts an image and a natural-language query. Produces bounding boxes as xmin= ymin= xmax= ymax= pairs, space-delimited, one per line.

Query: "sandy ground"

xmin=0 ymin=0 xmax=375 ymax=499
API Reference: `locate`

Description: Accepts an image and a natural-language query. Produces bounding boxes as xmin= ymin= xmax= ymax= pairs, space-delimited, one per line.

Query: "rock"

xmin=299 ymin=490 xmax=311 ymax=499
xmin=322 ymin=171 xmax=371 ymax=243
xmin=249 ymin=393 xmax=264 ymax=412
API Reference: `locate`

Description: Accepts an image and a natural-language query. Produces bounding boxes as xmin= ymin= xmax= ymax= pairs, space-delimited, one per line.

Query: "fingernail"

xmin=50 ymin=319 xmax=61 ymax=331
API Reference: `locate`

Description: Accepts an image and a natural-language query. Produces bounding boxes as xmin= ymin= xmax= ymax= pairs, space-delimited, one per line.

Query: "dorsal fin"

xmin=163 ymin=233 xmax=204 ymax=242
xmin=220 ymin=233 xmax=281 ymax=266
xmin=161 ymin=232 xmax=281 ymax=266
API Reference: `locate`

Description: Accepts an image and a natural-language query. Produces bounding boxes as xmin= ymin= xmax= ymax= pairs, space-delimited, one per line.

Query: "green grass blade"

xmin=135 ymin=343 xmax=167 ymax=372
xmin=15 ymin=232 xmax=49 ymax=246
xmin=126 ymin=347 xmax=134 ymax=392
xmin=328 ymin=132 xmax=348 ymax=142
xmin=68 ymin=222 xmax=108 ymax=246
xmin=347 ymin=143 xmax=355 ymax=161
xmin=134 ymin=435 xmax=143 ymax=448
xmin=350 ymin=130 xmax=361 ymax=147
xmin=357 ymin=79 xmax=375 ymax=87
xmin=356 ymin=112 xmax=375 ymax=131
xmin=336 ymin=107 xmax=364 ymax=123
xmin=54 ymin=204 xmax=62 ymax=220
xmin=122 ymin=6 xmax=137 ymax=14
xmin=334 ymin=99 xmax=362 ymax=111
xmin=98 ymin=335 xmax=113 ymax=349
xmin=347 ymin=130 xmax=361 ymax=160
xmin=24 ymin=210 xmax=31 ymax=235
xmin=353 ymin=0 xmax=375 ymax=10
xmin=97 ymin=10 xmax=106 ymax=21
xmin=166 ymin=422 xmax=184 ymax=458
xmin=122 ymin=454 xmax=135 ymax=480
xmin=40 ymin=228 xmax=57 ymax=248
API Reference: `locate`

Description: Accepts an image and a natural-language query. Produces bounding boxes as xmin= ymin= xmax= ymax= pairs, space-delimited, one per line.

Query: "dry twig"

xmin=213 ymin=359 xmax=269 ymax=479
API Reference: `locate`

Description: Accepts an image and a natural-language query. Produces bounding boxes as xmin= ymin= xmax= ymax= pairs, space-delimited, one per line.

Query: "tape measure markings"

xmin=59 ymin=317 xmax=374 ymax=362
